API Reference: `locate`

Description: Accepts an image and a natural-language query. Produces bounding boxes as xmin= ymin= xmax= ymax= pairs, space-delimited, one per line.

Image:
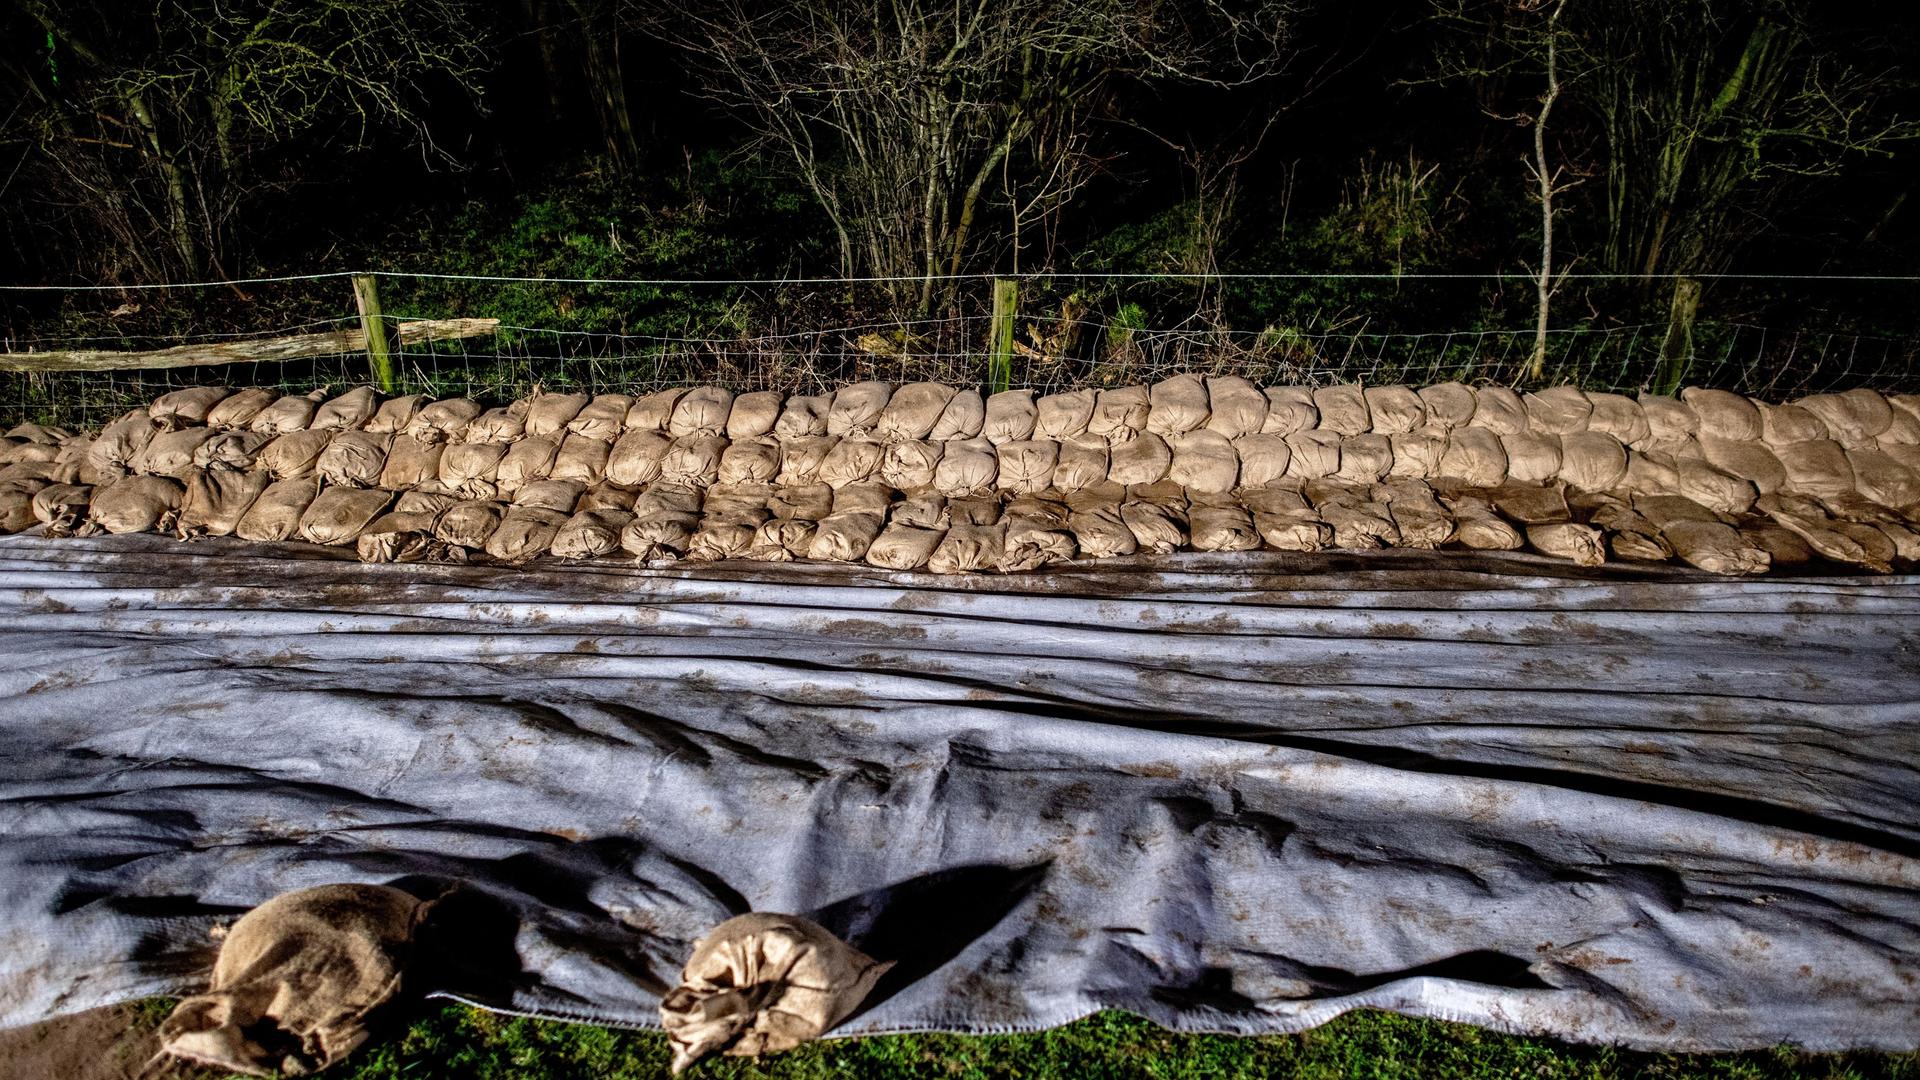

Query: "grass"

xmin=128 ymin=999 xmax=1919 ymax=1080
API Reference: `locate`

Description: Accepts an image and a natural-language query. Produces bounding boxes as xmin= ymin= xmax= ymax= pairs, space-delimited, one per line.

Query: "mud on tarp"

xmin=0 ymin=532 xmax=1916 ymax=1052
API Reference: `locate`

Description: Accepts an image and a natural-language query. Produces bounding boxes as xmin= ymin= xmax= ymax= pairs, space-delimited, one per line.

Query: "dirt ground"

xmin=0 ymin=1004 xmax=199 ymax=1080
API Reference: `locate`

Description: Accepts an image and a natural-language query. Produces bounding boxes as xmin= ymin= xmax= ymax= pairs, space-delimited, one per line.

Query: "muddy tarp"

xmin=0 ymin=532 xmax=1915 ymax=1052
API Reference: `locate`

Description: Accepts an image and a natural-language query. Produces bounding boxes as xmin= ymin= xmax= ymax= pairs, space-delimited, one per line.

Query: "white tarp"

xmin=0 ymin=532 xmax=1916 ymax=1051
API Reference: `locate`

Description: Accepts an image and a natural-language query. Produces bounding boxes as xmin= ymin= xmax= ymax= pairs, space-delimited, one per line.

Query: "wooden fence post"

xmin=351 ymin=273 xmax=396 ymax=393
xmin=987 ymin=276 xmax=1018 ymax=394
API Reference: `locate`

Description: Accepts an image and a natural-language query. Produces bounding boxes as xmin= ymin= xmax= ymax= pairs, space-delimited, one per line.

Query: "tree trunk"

xmin=1528 ymin=0 xmax=1565 ymax=382
xmin=1653 ymin=276 xmax=1702 ymax=395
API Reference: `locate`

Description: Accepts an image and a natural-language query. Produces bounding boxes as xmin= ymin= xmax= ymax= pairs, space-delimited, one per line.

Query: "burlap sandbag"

xmin=1469 ymin=385 xmax=1527 ymax=436
xmin=258 ymin=430 xmax=332 ymax=480
xmin=819 ymin=439 xmax=886 ymax=488
xmin=866 ymin=521 xmax=947 ymax=569
xmin=726 ymin=391 xmax=785 ymax=440
xmin=1527 ymin=522 xmax=1605 ymax=566
xmin=1740 ymin=522 xmax=1812 ymax=567
xmin=809 ymin=500 xmax=889 ymax=561
xmin=1758 ymin=402 xmax=1827 ymax=447
xmin=1050 ymin=437 xmax=1107 ymax=493
xmin=996 ymin=439 xmax=1059 ymax=494
xmin=1417 ymin=383 xmax=1477 ymax=430
xmin=206 ymin=387 xmax=279 ymax=429
xmin=720 ymin=437 xmax=785 ymax=486
xmin=1311 ymin=384 xmax=1370 ymax=436
xmin=1387 ymin=426 xmax=1448 ymax=480
xmin=404 ymin=397 xmax=482 ymax=444
xmin=1819 ymin=494 xmax=1920 ymax=561
xmin=1168 ymin=430 xmax=1239 ymax=493
xmin=2 ymin=440 xmax=58 ymax=466
xmin=494 ymin=435 xmax=560 ymax=493
xmin=1187 ymin=493 xmax=1261 ymax=553
xmin=157 ymin=883 xmax=429 ymax=1078
xmin=1437 ymin=488 xmax=1524 ymax=550
xmin=524 ymin=391 xmax=590 ymax=437
xmin=551 ymin=509 xmax=635 ymax=560
xmin=1282 ymin=429 xmax=1342 ymax=480
xmin=136 ymin=427 xmax=219 ymax=479
xmin=250 ymin=391 xmax=327 ymax=436
xmin=929 ymin=389 xmax=985 ymax=441
xmin=932 ymin=439 xmax=998 ymax=495
xmin=660 ymin=435 xmax=728 ymax=488
xmin=6 ymin=422 xmax=68 ymax=444
xmin=235 ymin=478 xmax=322 ymax=542
xmin=1034 ymin=389 xmax=1097 ymax=440
xmin=1637 ymin=394 xmax=1699 ymax=452
xmin=773 ymin=393 xmax=830 ymax=438
xmin=1437 ymin=427 xmax=1508 ymax=487
xmin=1373 ymin=478 xmax=1453 ymax=549
xmin=1775 ymin=439 xmax=1855 ymax=498
xmin=622 ymin=485 xmax=705 ymax=561
xmin=364 ymin=393 xmax=430 ymax=435
xmin=434 ymin=500 xmax=506 ymax=550
xmin=878 ymin=383 xmax=958 ymax=441
xmin=1088 ymin=386 xmax=1150 ymax=443
xmin=0 ymin=484 xmax=38 ymax=534
xmin=1240 ymin=485 xmax=1332 ymax=551
xmin=672 ymin=387 xmax=737 ymax=438
xmin=312 ymin=386 xmax=380 ymax=432
xmin=1878 ymin=406 xmax=1920 ymax=446
xmin=1634 ymin=494 xmax=1768 ymax=576
xmin=777 ymin=437 xmax=839 ymax=486
xmin=1795 ymin=389 xmax=1891 ymax=448
xmin=772 ymin=484 xmax=838 ymax=522
xmin=1108 ymin=431 xmax=1172 ymax=485
xmin=354 ymin=512 xmax=444 ymax=564
xmin=928 ymin=522 xmax=1006 ymax=573
xmin=1556 ymin=431 xmax=1629 ymax=492
xmin=194 ymin=430 xmax=273 ymax=472
xmin=879 ymin=438 xmax=948 ymax=488
xmin=1488 ymin=483 xmax=1571 ymax=525
xmin=79 ymin=475 xmax=180 ymax=535
xmin=89 ymin=410 xmax=156 ymax=474
xmin=1147 ymin=374 xmax=1211 ymax=436
xmin=827 ymin=382 xmax=894 ymax=438
xmin=437 ymin=441 xmax=508 ymax=499
xmin=1065 ymin=484 xmax=1138 ymax=558
xmin=512 ymin=479 xmax=585 ymax=514
xmin=1233 ymin=433 xmax=1292 ymax=488
xmin=379 ymin=436 xmax=444 ymax=490
xmin=745 ymin=517 xmax=816 ymax=562
xmin=628 ymin=388 xmax=689 ymax=433
xmin=1499 ymin=432 xmax=1561 ymax=484
xmin=983 ymin=389 xmax=1038 ymax=444
xmin=486 ymin=506 xmax=568 ymax=563
xmin=1261 ymin=386 xmax=1319 ymax=435
xmin=316 ymin=432 xmax=392 ymax=488
xmin=1334 ymin=434 xmax=1393 ymax=485
xmin=150 ymin=385 xmax=232 ymax=430
xmin=299 ymin=487 xmax=392 ymax=546
xmin=1680 ymin=388 xmax=1761 ymax=441
xmin=889 ymin=490 xmax=948 ymax=529
xmin=1847 ymin=448 xmax=1920 ymax=509
xmin=1001 ymin=494 xmax=1078 ymax=570
xmin=178 ymin=467 xmax=272 ymax=538
xmin=1205 ymin=376 xmax=1269 ymax=439
xmin=1363 ymin=386 xmax=1426 ymax=436
xmin=1306 ymin=479 xmax=1399 ymax=550
xmin=568 ymin=394 xmax=634 ymax=442
xmin=1585 ymin=393 xmax=1650 ymax=446
xmin=396 ymin=490 xmax=461 ymax=516
xmin=31 ymin=483 xmax=92 ymax=535
xmin=1524 ymin=386 xmax=1593 ymax=435
xmin=1578 ymin=496 xmax=1673 ymax=562
xmin=606 ymin=429 xmax=674 ymax=487
xmin=465 ymin=402 xmax=530 ymax=444
xmin=1674 ymin=456 xmax=1758 ymax=515
xmin=1120 ymin=481 xmax=1189 ymax=553
xmin=1756 ymin=494 xmax=1893 ymax=572
xmin=687 ymin=486 xmax=773 ymax=563
xmin=1699 ymin=435 xmax=1786 ymax=495
xmin=551 ymin=434 xmax=612 ymax=485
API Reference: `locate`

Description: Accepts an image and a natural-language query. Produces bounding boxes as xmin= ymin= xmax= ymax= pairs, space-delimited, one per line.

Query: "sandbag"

xmin=434 ymin=500 xmax=506 ymax=550
xmin=1758 ymin=402 xmax=1827 ymax=447
xmin=150 ymin=385 xmax=232 ymax=429
xmin=234 ymin=478 xmax=322 ymax=542
xmin=438 ymin=441 xmax=509 ymax=499
xmin=1001 ymin=494 xmax=1077 ymax=570
xmin=1240 ymin=485 xmax=1332 ymax=551
xmin=1795 ymin=390 xmax=1891 ymax=448
xmin=512 ymin=479 xmax=584 ymax=514
xmin=551 ymin=434 xmax=612 ymax=485
xmin=927 ymin=522 xmax=1007 ymax=574
xmin=176 ymin=467 xmax=272 ymax=539
xmin=996 ymin=439 xmax=1059 ymax=494
xmin=1232 ymin=434 xmax=1291 ymax=488
xmin=1049 ymin=437 xmax=1108 ymax=493
xmin=1438 ymin=489 xmax=1524 ymax=551
xmin=1579 ymin=496 xmax=1672 ymax=562
xmin=1527 ymin=522 xmax=1605 ymax=566
xmin=671 ymin=386 xmax=736 ymax=438
xmin=1681 ymin=388 xmax=1761 ymax=441
xmin=1848 ymin=448 xmax=1920 ymax=508
xmin=524 ymin=391 xmax=591 ymax=437
xmin=1147 ymin=374 xmax=1211 ymax=436
xmin=1108 ymin=431 xmax=1172 ymax=485
xmin=826 ymin=381 xmax=892 ymax=437
xmin=1334 ymin=434 xmax=1392 ymax=485
xmin=257 ymin=430 xmax=332 ymax=480
xmin=551 ymin=509 xmax=634 ymax=560
xmin=316 ymin=432 xmax=392 ymax=488
xmin=1362 ymin=385 xmax=1426 ymax=436
xmin=932 ymin=439 xmax=998 ymax=496
xmin=1374 ymin=478 xmax=1453 ymax=548
xmin=929 ymin=389 xmax=985 ymax=441
xmin=1500 ymin=432 xmax=1562 ymax=484
xmin=1120 ymin=481 xmax=1189 ymax=554
xmin=206 ymin=387 xmax=279 ymax=429
xmin=1488 ymin=483 xmax=1571 ymax=525
xmin=135 ymin=427 xmax=218 ymax=479
xmin=80 ymin=475 xmax=180 ymax=535
xmin=875 ymin=440 xmax=942 ymax=491
xmin=1469 ymin=385 xmax=1528 ymax=435
xmin=1556 ymin=432 xmax=1628 ymax=492
xmin=299 ymin=487 xmax=392 ymax=546
xmin=1662 ymin=519 xmax=1771 ymax=576
xmin=486 ymin=506 xmax=569 ymax=563
xmin=778 ymin=436 xmax=841 ymax=486
xmin=889 ymin=490 xmax=948 ymax=530
xmin=726 ymin=391 xmax=785 ymax=440
xmin=983 ymin=389 xmax=1038 ymax=444
xmin=1261 ymin=386 xmax=1318 ymax=435
xmin=465 ymin=402 xmax=530 ymax=444
xmin=1699 ymin=436 xmax=1786 ymax=495
xmin=194 ymin=430 xmax=273 ymax=472
xmin=1087 ymin=386 xmax=1150 ymax=443
xmin=1437 ymin=427 xmax=1507 ymax=487
xmin=1674 ymin=457 xmax=1758 ymax=515
xmin=1282 ymin=429 xmax=1342 ymax=480
xmin=1417 ymin=383 xmax=1477 ymax=430
xmin=0 ymin=485 xmax=38 ymax=534
xmin=559 ymin=394 xmax=627 ymax=442
xmin=31 ymin=483 xmax=92 ymax=535
xmin=686 ymin=487 xmax=771 ymax=563
xmin=606 ymin=429 xmax=674 ymax=487
xmin=404 ymin=397 xmax=482 ymax=443
xmin=1034 ymin=389 xmax=1098 ymax=441
xmin=745 ymin=517 xmax=816 ymax=562
xmin=1775 ymin=440 xmax=1855 ymax=498
xmin=364 ymin=393 xmax=431 ymax=435
xmin=866 ymin=521 xmax=947 ymax=569
xmin=2 ymin=441 xmax=57 ymax=467
xmin=1306 ymin=479 xmax=1399 ymax=550
xmin=1064 ymin=484 xmax=1137 ymax=558
xmin=1739 ymin=522 xmax=1812 ymax=567
xmin=1205 ymin=377 xmax=1269 ymax=439
xmin=157 ymin=883 xmax=428 ymax=1078
xmin=1878 ymin=406 xmax=1920 ymax=446
xmin=1311 ymin=384 xmax=1370 ymax=436
xmin=354 ymin=512 xmax=447 ymax=564
xmin=818 ymin=439 xmax=886 ymax=488
xmin=1524 ymin=386 xmax=1593 ymax=435
xmin=396 ymin=489 xmax=461 ymax=516
xmin=1757 ymin=495 xmax=1892 ymax=572
xmin=659 ymin=435 xmax=728 ymax=488
xmin=720 ymin=437 xmax=784 ymax=486
xmin=771 ymin=484 xmax=836 ymax=522
xmin=1637 ymin=395 xmax=1699 ymax=451
xmin=494 ymin=435 xmax=560 ymax=493
xmin=808 ymin=506 xmax=887 ymax=562
xmin=249 ymin=391 xmax=326 ymax=435
xmin=579 ymin=482 xmax=639 ymax=513
xmin=622 ymin=485 xmax=706 ymax=561
xmin=5 ymin=422 xmax=67 ymax=444
xmin=1187 ymin=495 xmax=1261 ymax=553
xmin=311 ymin=386 xmax=380 ymax=432
xmin=1163 ymin=430 xmax=1235 ymax=493
xmin=1585 ymin=393 xmax=1651 ymax=447
xmin=1387 ymin=427 xmax=1448 ymax=480
xmin=774 ymin=393 xmax=831 ymax=437
xmin=378 ymin=436 xmax=444 ymax=490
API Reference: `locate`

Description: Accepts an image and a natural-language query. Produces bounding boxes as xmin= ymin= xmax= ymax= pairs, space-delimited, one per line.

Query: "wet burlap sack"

xmin=486 ymin=506 xmax=569 ymax=563
xmin=1417 ymin=382 xmax=1477 ymax=430
xmin=235 ymin=478 xmax=322 ymax=542
xmin=1065 ymin=484 xmax=1138 ymax=558
xmin=720 ymin=437 xmax=785 ymax=486
xmin=512 ymin=479 xmax=584 ymax=514
xmin=660 ymin=435 xmax=729 ymax=488
xmin=523 ymin=391 xmax=590 ymax=437
xmin=207 ymin=388 xmax=279 ymax=429
xmin=434 ymin=500 xmax=506 ymax=550
xmin=150 ymin=385 xmax=232 ymax=430
xmin=157 ymin=883 xmax=430 ymax=1078
xmin=826 ymin=382 xmax=892 ymax=438
xmin=84 ymin=475 xmax=183 ymax=535
xmin=1527 ymin=522 xmax=1605 ymax=566
xmin=178 ymin=467 xmax=272 ymax=538
xmin=996 ymin=440 xmax=1059 ymax=494
xmin=1524 ymin=386 xmax=1593 ymax=435
xmin=1107 ymin=431 xmax=1172 ymax=486
xmin=1335 ymin=434 xmax=1393 ymax=485
xmin=866 ymin=519 xmax=947 ymax=569
xmin=251 ymin=391 xmax=327 ymax=436
xmin=1500 ymin=432 xmax=1562 ymax=484
xmin=404 ymin=397 xmax=482 ymax=444
xmin=1437 ymin=427 xmax=1508 ymax=487
xmin=1311 ymin=384 xmax=1370 ymax=436
xmin=551 ymin=508 xmax=636 ymax=560
xmin=438 ymin=441 xmax=509 ymax=499
xmin=1035 ymin=389 xmax=1097 ymax=441
xmin=1240 ymin=484 xmax=1332 ymax=551
xmin=769 ymin=483 xmax=835 ymax=523
xmin=551 ymin=434 xmax=612 ymax=485
xmin=1147 ymin=374 xmax=1211 ymax=436
xmin=726 ymin=391 xmax=785 ymax=440
xmin=1487 ymin=483 xmax=1571 ymax=525
xmin=778 ymin=436 xmax=841 ymax=486
xmin=879 ymin=440 xmax=945 ymax=491
xmin=1205 ymin=377 xmax=1269 ymax=439
xmin=1168 ymin=430 xmax=1239 ymax=493
xmin=1681 ymin=388 xmax=1761 ymax=442
xmin=1087 ymin=386 xmax=1150 ymax=444
xmin=929 ymin=389 xmax=985 ymax=441
xmin=662 ymin=913 xmax=892 ymax=1075
xmin=379 ymin=436 xmax=444 ymax=490
xmin=672 ymin=387 xmax=737 ymax=438
xmin=396 ymin=490 xmax=460 ymax=517
xmin=627 ymin=389 xmax=688 ymax=433
xmin=878 ymin=383 xmax=956 ymax=441
xmin=1282 ymin=429 xmax=1341 ymax=480
xmin=136 ymin=427 xmax=219 ymax=479
xmin=1740 ymin=521 xmax=1813 ymax=567
xmin=1261 ymin=386 xmax=1319 ymax=435
xmin=932 ymin=439 xmax=998 ymax=495
xmin=312 ymin=387 xmax=380 ymax=432
xmin=606 ymin=429 xmax=674 ymax=487
xmin=983 ymin=389 xmax=1038 ymax=444
xmin=1186 ymin=492 xmax=1261 ymax=552
xmin=496 ymin=435 xmax=561 ymax=493
xmin=773 ymin=393 xmax=830 ymax=438
xmin=1374 ymin=478 xmax=1454 ymax=548
xmin=1120 ymin=481 xmax=1189 ymax=554
xmin=1306 ymin=479 xmax=1399 ymax=550
xmin=299 ymin=487 xmax=393 ymax=546
xmin=818 ymin=439 xmax=886 ymax=488
xmin=316 ymin=432 xmax=392 ymax=488
xmin=622 ymin=485 xmax=705 ymax=561
xmin=1233 ymin=434 xmax=1291 ymax=488
xmin=568 ymin=394 xmax=634 ymax=442
xmin=465 ymin=402 xmax=530 ymax=444
xmin=364 ymin=394 xmax=431 ymax=436
xmin=1469 ymin=385 xmax=1528 ymax=436
xmin=1362 ymin=386 xmax=1426 ymax=436
xmin=1796 ymin=390 xmax=1891 ymax=448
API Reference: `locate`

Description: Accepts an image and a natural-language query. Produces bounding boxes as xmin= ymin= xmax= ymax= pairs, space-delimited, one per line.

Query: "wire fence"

xmin=4 ymin=273 xmax=1917 ymax=430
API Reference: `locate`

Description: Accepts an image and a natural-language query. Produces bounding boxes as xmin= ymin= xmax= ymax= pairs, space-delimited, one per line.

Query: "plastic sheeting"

xmin=0 ymin=532 xmax=1916 ymax=1051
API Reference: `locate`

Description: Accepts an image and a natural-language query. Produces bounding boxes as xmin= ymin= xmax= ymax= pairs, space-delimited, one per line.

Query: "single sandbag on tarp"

xmin=135 ymin=428 xmax=218 ymax=479
xmin=551 ymin=508 xmax=636 ymax=560
xmin=1335 ymin=434 xmax=1393 ymax=485
xmin=1417 ymin=383 xmax=1477 ymax=430
xmin=150 ymin=385 xmax=232 ymax=430
xmin=1500 ymin=432 xmax=1562 ymax=484
xmin=1373 ymin=477 xmax=1454 ymax=548
xmin=1306 ymin=478 xmax=1399 ymax=550
xmin=495 ymin=435 xmax=560 ymax=494
xmin=1035 ymin=389 xmax=1097 ymax=441
xmin=1120 ymin=481 xmax=1189 ymax=554
xmin=1168 ymin=430 xmax=1239 ymax=493
xmin=1262 ymin=386 xmax=1318 ymax=435
xmin=1233 ymin=434 xmax=1291 ymax=488
xmin=660 ymin=435 xmax=728 ymax=488
xmin=177 ymin=467 xmax=272 ymax=538
xmin=879 ymin=440 xmax=946 ymax=492
xmin=434 ymin=499 xmax=506 ymax=550
xmin=827 ymin=382 xmax=893 ymax=438
xmin=1088 ymin=386 xmax=1150 ymax=444
xmin=808 ymin=483 xmax=892 ymax=562
xmin=1186 ymin=490 xmax=1261 ymax=552
xmin=1282 ymin=429 xmax=1341 ymax=480
xmin=777 ymin=436 xmax=840 ymax=486
xmin=627 ymin=389 xmax=688 ymax=433
xmin=687 ymin=485 xmax=773 ymax=562
xmin=1311 ymin=384 xmax=1370 ymax=436
xmin=233 ymin=477 xmax=321 ymax=542
xmin=1697 ymin=436 xmax=1787 ymax=496
xmin=193 ymin=430 xmax=272 ymax=472
xmin=486 ymin=506 xmax=569 ymax=564
xmin=720 ymin=437 xmax=784 ymax=486
xmin=1524 ymin=386 xmax=1593 ymax=435
xmin=671 ymin=387 xmax=736 ymax=438
xmin=1001 ymin=493 xmax=1078 ymax=570
xmin=568 ymin=394 xmax=633 ymax=442
xmin=206 ymin=387 xmax=279 ymax=430
xmin=551 ymin=434 xmax=612 ymax=485
xmin=316 ymin=432 xmax=392 ymax=488
xmin=1064 ymin=483 xmax=1137 ymax=558
xmin=1527 ymin=522 xmax=1606 ymax=566
xmin=621 ymin=485 xmax=704 ymax=561
xmin=773 ymin=393 xmax=830 ymax=438
xmin=1634 ymin=494 xmax=1769 ymax=576
xmin=1847 ymin=448 xmax=1920 ymax=509
xmin=30 ymin=483 xmax=92 ymax=536
xmin=1795 ymin=389 xmax=1892 ymax=448
xmin=932 ymin=438 xmax=997 ymax=495
xmin=1469 ymin=385 xmax=1528 ymax=436
xmin=878 ymin=383 xmax=957 ymax=442
xmin=299 ymin=487 xmax=392 ymax=546
xmin=404 ymin=397 xmax=482 ymax=443
xmin=1363 ymin=386 xmax=1426 ymax=436
xmin=1774 ymin=439 xmax=1855 ymax=499
xmin=983 ymin=390 xmax=1037 ymax=445
xmin=77 ymin=475 xmax=181 ymax=535
xmin=929 ymin=389 xmax=985 ymax=441
xmin=379 ymin=436 xmax=443 ymax=490
xmin=523 ymin=391 xmax=590 ymax=438
xmin=606 ymin=429 xmax=674 ymax=487
xmin=1681 ymin=388 xmax=1761 ymax=442
xmin=364 ymin=393 xmax=430 ymax=436
xmin=1205 ymin=377 xmax=1269 ymax=439
xmin=157 ymin=883 xmax=430 ymax=1078
xmin=1585 ymin=393 xmax=1651 ymax=447
xmin=996 ymin=440 xmax=1058 ymax=495
xmin=250 ymin=390 xmax=327 ymax=436
xmin=1107 ymin=431 xmax=1172 ymax=486
xmin=311 ymin=386 xmax=380 ymax=432
xmin=465 ymin=402 xmax=530 ymax=444
xmin=726 ymin=391 xmax=784 ymax=440
xmin=354 ymin=511 xmax=444 ymax=564
xmin=1147 ymin=375 xmax=1211 ymax=436
xmin=438 ymin=441 xmax=508 ymax=499
xmin=1556 ymin=432 xmax=1629 ymax=492
xmin=1240 ymin=483 xmax=1332 ymax=551
xmin=1437 ymin=427 xmax=1508 ymax=487
xmin=819 ymin=439 xmax=886 ymax=489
